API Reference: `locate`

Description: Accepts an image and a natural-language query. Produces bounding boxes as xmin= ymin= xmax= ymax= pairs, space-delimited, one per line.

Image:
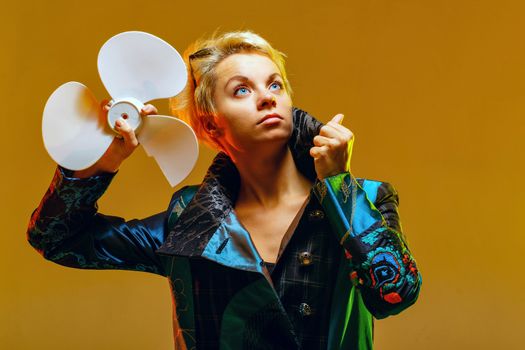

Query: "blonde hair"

xmin=169 ymin=29 xmax=293 ymax=150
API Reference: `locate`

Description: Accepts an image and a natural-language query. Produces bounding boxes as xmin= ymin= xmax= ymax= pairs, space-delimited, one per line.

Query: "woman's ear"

xmin=203 ymin=116 xmax=222 ymax=137
xmin=202 ymin=117 xmax=226 ymax=152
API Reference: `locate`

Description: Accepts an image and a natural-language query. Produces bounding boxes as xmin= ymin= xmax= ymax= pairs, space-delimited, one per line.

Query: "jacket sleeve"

xmin=313 ymin=172 xmax=422 ymax=319
xmin=27 ymin=166 xmax=169 ymax=276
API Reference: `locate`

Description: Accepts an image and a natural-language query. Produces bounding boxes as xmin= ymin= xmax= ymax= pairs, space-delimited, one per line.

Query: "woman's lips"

xmin=258 ymin=113 xmax=283 ymax=125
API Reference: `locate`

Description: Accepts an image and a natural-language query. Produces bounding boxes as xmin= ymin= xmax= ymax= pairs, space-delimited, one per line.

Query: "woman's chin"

xmin=259 ymin=123 xmax=292 ymax=140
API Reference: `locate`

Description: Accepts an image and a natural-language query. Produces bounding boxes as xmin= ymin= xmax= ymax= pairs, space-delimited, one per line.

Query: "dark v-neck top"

xmin=271 ymin=190 xmax=341 ymax=349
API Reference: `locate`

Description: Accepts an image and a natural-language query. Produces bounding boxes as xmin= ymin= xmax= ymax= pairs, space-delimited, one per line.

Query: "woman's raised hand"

xmin=310 ymin=114 xmax=354 ymax=180
xmin=72 ymin=100 xmax=158 ymax=178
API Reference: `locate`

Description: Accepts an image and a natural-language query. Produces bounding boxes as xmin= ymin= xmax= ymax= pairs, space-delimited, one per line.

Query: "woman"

xmin=28 ymin=30 xmax=422 ymax=349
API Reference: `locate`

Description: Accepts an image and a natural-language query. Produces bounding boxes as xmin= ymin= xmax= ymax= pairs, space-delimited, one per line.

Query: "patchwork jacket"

xmin=27 ymin=107 xmax=422 ymax=350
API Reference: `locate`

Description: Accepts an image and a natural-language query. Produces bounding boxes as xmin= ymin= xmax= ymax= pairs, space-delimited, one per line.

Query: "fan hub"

xmin=107 ymin=97 xmax=144 ymax=134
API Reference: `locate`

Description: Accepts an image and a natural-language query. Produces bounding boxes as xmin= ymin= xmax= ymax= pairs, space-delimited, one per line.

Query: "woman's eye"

xmin=270 ymin=82 xmax=283 ymax=90
xmin=234 ymin=86 xmax=250 ymax=96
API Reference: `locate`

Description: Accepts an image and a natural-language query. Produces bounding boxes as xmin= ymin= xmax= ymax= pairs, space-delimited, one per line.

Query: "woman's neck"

xmin=229 ymin=144 xmax=313 ymax=209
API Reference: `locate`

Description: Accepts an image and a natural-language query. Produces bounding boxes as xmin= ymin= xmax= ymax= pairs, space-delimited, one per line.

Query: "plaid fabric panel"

xmin=271 ymin=194 xmax=341 ymax=350
xmin=190 ymin=259 xmax=265 ymax=349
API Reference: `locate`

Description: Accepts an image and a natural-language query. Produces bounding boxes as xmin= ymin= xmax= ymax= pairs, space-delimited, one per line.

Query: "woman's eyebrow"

xmin=266 ymin=72 xmax=282 ymax=82
xmin=225 ymin=75 xmax=249 ymax=87
xmin=225 ymin=72 xmax=282 ymax=88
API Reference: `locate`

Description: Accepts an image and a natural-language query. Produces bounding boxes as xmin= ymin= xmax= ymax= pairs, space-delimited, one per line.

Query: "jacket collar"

xmin=156 ymin=107 xmax=323 ymax=257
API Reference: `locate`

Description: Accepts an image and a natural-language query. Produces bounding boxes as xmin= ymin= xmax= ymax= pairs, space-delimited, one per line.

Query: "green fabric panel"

xmin=168 ymin=256 xmax=196 ymax=350
xmin=339 ymin=289 xmax=374 ymax=350
xmin=314 ymin=174 xmax=351 ymax=243
xmin=220 ymin=278 xmax=278 ymax=350
xmin=326 ymin=254 xmax=354 ymax=350
xmin=327 ymin=256 xmax=374 ymax=350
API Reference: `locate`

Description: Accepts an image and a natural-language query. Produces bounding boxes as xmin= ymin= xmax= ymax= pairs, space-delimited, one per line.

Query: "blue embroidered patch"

xmin=362 ymin=227 xmax=387 ymax=245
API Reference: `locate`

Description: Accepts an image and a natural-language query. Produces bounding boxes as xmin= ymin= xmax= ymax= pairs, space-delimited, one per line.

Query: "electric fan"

xmin=42 ymin=31 xmax=198 ymax=187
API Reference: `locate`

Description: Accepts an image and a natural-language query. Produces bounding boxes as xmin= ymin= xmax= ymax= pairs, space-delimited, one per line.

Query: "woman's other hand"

xmin=310 ymin=114 xmax=354 ymax=180
xmin=72 ymin=100 xmax=158 ymax=178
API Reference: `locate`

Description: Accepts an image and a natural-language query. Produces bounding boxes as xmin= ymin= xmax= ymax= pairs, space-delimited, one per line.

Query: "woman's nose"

xmin=258 ymin=93 xmax=276 ymax=110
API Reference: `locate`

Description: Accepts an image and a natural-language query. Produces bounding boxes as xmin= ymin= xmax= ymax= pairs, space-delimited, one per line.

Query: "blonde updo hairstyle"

xmin=169 ymin=30 xmax=293 ymax=150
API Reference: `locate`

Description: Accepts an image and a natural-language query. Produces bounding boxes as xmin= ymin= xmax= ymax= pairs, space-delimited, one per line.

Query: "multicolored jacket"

xmin=27 ymin=108 xmax=421 ymax=349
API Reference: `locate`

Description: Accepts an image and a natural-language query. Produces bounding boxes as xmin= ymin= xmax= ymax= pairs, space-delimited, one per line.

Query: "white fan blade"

xmin=98 ymin=31 xmax=187 ymax=103
xmin=137 ymin=115 xmax=199 ymax=187
xmin=42 ymin=82 xmax=114 ymax=170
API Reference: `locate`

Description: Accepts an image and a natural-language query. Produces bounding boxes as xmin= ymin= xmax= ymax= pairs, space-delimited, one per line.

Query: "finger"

xmin=321 ymin=122 xmax=354 ymax=141
xmin=141 ymin=104 xmax=158 ymax=115
xmin=326 ymin=118 xmax=353 ymax=135
xmin=101 ymin=99 xmax=113 ymax=111
xmin=319 ymin=123 xmax=346 ymax=139
xmin=313 ymin=135 xmax=336 ymax=147
xmin=327 ymin=120 xmax=350 ymax=132
xmin=330 ymin=113 xmax=344 ymax=124
xmin=115 ymin=118 xmax=139 ymax=147
xmin=310 ymin=145 xmax=329 ymax=159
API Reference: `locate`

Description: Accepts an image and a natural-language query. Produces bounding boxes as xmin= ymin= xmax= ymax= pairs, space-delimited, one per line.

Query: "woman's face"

xmin=211 ymin=53 xmax=293 ymax=154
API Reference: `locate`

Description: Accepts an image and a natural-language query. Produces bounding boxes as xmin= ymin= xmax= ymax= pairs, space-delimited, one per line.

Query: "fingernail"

xmin=338 ymin=114 xmax=345 ymax=123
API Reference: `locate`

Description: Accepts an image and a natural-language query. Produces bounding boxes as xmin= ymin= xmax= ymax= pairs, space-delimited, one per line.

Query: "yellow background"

xmin=2 ymin=0 xmax=524 ymax=349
